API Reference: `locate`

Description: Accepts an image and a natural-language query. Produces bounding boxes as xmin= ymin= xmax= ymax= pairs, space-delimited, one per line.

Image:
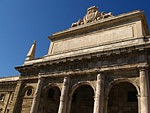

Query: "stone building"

xmin=0 ymin=6 xmax=150 ymax=113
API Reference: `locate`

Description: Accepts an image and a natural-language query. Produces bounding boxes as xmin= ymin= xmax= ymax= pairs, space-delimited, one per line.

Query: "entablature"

xmin=16 ymin=41 xmax=150 ymax=76
xmin=17 ymin=62 xmax=148 ymax=81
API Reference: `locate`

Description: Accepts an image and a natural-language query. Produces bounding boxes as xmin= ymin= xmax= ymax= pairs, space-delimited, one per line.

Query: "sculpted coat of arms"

xmin=83 ymin=6 xmax=100 ymax=24
xmin=71 ymin=6 xmax=113 ymax=27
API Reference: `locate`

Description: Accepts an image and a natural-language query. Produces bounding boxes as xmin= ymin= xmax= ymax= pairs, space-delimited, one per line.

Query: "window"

xmin=26 ymin=89 xmax=32 ymax=96
xmin=0 ymin=94 xmax=5 ymax=101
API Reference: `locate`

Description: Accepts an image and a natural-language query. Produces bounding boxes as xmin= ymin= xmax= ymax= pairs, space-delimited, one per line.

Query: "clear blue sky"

xmin=0 ymin=0 xmax=150 ymax=77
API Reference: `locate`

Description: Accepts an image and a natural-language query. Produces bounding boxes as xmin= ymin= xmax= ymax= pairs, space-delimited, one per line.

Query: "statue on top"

xmin=71 ymin=6 xmax=113 ymax=27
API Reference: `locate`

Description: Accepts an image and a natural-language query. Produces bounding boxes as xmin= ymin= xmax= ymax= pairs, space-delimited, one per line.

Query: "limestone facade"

xmin=0 ymin=6 xmax=150 ymax=113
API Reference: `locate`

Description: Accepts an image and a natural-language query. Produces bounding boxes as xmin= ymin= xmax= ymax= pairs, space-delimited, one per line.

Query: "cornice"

xmin=0 ymin=76 xmax=19 ymax=82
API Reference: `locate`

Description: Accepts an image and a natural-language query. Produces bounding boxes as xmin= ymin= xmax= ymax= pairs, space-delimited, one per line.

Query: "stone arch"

xmin=43 ymin=83 xmax=61 ymax=94
xmin=105 ymin=78 xmax=140 ymax=98
xmin=69 ymin=82 xmax=95 ymax=113
xmin=69 ymin=81 xmax=95 ymax=97
xmin=105 ymin=79 xmax=139 ymax=113
xmin=38 ymin=83 xmax=61 ymax=113
xmin=20 ymin=85 xmax=34 ymax=97
xmin=17 ymin=85 xmax=35 ymax=113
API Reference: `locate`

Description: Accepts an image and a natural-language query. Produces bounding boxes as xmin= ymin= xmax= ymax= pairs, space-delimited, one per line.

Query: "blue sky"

xmin=0 ymin=0 xmax=150 ymax=77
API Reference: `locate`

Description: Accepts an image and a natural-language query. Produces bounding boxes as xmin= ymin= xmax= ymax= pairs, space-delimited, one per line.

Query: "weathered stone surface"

xmin=52 ymin=25 xmax=134 ymax=54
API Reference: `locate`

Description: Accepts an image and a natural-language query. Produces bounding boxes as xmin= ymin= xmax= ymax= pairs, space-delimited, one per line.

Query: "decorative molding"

xmin=0 ymin=82 xmax=17 ymax=91
xmin=71 ymin=6 xmax=113 ymax=27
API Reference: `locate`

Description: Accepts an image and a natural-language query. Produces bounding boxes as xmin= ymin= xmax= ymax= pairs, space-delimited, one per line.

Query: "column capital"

xmin=97 ymin=73 xmax=104 ymax=80
xmin=138 ymin=63 xmax=149 ymax=71
xmin=63 ymin=77 xmax=70 ymax=85
xmin=38 ymin=75 xmax=44 ymax=80
xmin=64 ymin=76 xmax=70 ymax=81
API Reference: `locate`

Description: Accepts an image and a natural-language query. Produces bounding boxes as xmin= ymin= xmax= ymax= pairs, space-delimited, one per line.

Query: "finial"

xmin=25 ymin=40 xmax=36 ymax=61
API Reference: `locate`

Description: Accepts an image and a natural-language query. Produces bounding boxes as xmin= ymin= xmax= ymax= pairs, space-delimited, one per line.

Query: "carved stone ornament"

xmin=71 ymin=6 xmax=113 ymax=27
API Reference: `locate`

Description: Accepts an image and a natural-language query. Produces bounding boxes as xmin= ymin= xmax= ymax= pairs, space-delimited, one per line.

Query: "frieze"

xmin=40 ymin=53 xmax=145 ymax=75
xmin=0 ymin=82 xmax=17 ymax=91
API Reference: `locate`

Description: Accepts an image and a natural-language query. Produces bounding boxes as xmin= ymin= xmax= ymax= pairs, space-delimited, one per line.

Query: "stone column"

xmin=137 ymin=96 xmax=141 ymax=113
xmin=58 ymin=77 xmax=70 ymax=113
xmin=104 ymin=97 xmax=108 ymax=113
xmin=10 ymin=80 xmax=24 ymax=113
xmin=93 ymin=73 xmax=104 ymax=113
xmin=30 ymin=76 xmax=44 ymax=113
xmin=67 ymin=96 xmax=72 ymax=113
xmin=139 ymin=66 xmax=150 ymax=113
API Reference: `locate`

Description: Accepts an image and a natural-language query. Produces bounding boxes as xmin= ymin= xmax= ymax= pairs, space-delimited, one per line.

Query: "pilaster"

xmin=93 ymin=73 xmax=104 ymax=113
xmin=30 ymin=76 xmax=44 ymax=113
xmin=58 ymin=77 xmax=70 ymax=113
xmin=139 ymin=64 xmax=150 ymax=113
xmin=9 ymin=80 xmax=24 ymax=113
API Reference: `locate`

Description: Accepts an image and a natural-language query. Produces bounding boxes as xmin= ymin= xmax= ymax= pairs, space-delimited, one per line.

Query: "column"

xmin=10 ymin=80 xmax=24 ymax=113
xmin=93 ymin=73 xmax=104 ymax=113
xmin=138 ymin=96 xmax=141 ymax=113
xmin=66 ymin=96 xmax=72 ymax=113
xmin=30 ymin=76 xmax=44 ymax=113
xmin=139 ymin=66 xmax=150 ymax=113
xmin=58 ymin=77 xmax=70 ymax=113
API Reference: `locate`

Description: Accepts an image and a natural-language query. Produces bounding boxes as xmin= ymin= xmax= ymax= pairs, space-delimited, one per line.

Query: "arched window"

xmin=107 ymin=82 xmax=138 ymax=113
xmin=43 ymin=86 xmax=61 ymax=113
xmin=70 ymin=85 xmax=94 ymax=113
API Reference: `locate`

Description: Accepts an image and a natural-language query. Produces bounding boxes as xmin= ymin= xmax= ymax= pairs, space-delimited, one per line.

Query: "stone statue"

xmin=71 ymin=19 xmax=84 ymax=27
xmin=83 ymin=6 xmax=101 ymax=24
xmin=71 ymin=6 xmax=113 ymax=27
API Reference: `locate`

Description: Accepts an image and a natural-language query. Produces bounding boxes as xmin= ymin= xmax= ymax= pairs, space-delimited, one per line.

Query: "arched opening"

xmin=70 ymin=85 xmax=94 ymax=113
xmin=43 ymin=86 xmax=61 ymax=113
xmin=16 ymin=86 xmax=34 ymax=113
xmin=107 ymin=82 xmax=138 ymax=113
